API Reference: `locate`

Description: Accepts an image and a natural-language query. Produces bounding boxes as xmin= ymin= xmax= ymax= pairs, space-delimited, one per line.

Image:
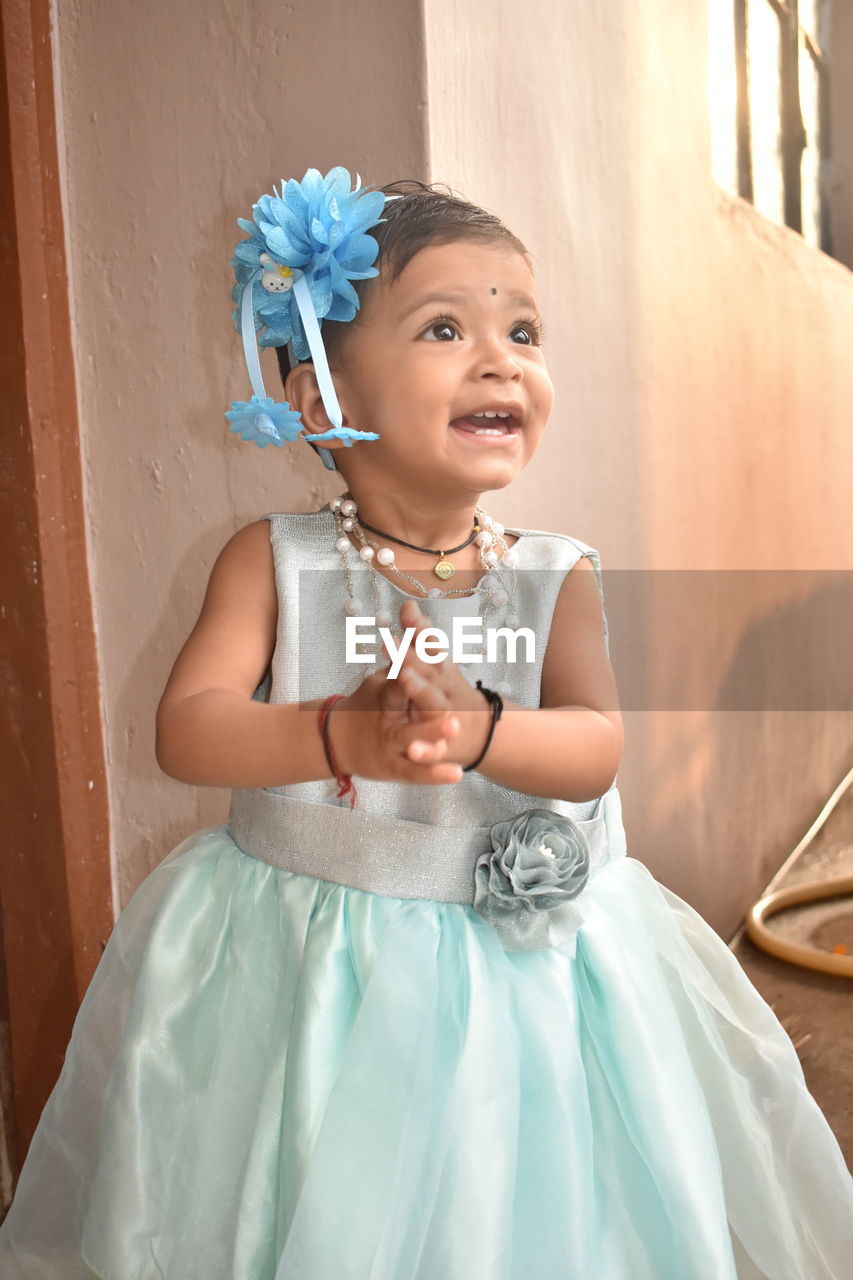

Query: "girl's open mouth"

xmin=450 ymin=414 xmax=521 ymax=442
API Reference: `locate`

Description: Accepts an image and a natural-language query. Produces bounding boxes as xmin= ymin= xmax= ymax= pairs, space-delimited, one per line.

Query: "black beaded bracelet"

xmin=462 ymin=680 xmax=505 ymax=773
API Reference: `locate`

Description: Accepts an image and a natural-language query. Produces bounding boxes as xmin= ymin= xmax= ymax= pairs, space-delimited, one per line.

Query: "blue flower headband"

xmin=226 ymin=166 xmax=394 ymax=470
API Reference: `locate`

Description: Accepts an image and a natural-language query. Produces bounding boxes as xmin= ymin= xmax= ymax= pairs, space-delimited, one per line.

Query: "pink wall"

xmin=55 ymin=0 xmax=429 ymax=908
xmin=423 ymin=0 xmax=853 ymax=925
xmin=54 ymin=0 xmax=853 ymax=932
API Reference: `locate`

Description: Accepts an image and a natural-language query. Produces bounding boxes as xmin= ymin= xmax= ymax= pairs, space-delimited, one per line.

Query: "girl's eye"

xmin=420 ymin=314 xmax=545 ymax=345
xmin=510 ymin=320 xmax=545 ymax=345
xmin=422 ymin=317 xmax=460 ymax=341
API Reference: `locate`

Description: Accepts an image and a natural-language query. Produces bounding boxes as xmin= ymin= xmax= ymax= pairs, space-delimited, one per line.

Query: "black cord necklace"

xmin=356 ymin=511 xmax=481 ymax=580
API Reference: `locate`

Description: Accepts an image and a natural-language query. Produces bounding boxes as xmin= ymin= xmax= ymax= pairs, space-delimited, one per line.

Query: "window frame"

xmin=733 ymin=0 xmax=832 ymax=253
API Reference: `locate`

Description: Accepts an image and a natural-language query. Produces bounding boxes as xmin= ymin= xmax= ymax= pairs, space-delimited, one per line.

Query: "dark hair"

xmin=275 ymin=179 xmax=530 ymax=463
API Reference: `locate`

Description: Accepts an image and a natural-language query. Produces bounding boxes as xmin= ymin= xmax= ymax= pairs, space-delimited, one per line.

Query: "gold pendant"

xmin=434 ymin=558 xmax=455 ymax=580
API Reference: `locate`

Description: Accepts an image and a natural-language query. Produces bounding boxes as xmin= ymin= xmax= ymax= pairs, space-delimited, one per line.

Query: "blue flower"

xmin=225 ymin=396 xmax=304 ymax=448
xmin=473 ymin=808 xmax=592 ymax=952
xmin=231 ymin=167 xmax=387 ymax=362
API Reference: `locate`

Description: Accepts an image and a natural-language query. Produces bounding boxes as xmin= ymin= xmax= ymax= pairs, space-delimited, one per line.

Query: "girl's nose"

xmin=472 ymin=335 xmax=524 ymax=379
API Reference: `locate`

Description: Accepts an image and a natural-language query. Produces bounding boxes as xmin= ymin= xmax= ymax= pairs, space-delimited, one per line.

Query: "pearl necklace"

xmin=329 ymin=493 xmax=519 ymax=696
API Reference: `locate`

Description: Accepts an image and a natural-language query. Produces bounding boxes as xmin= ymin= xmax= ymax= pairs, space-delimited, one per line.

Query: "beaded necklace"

xmin=329 ymin=493 xmax=519 ymax=696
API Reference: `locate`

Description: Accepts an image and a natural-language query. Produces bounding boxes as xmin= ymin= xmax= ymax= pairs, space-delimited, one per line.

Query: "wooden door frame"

xmin=0 ymin=0 xmax=112 ymax=1186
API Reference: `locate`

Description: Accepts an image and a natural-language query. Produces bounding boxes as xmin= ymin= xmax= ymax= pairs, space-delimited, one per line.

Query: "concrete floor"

xmin=727 ymin=774 xmax=853 ymax=1170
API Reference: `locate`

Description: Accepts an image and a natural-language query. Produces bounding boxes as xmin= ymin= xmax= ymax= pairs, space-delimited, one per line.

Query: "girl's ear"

xmin=284 ymin=363 xmax=350 ymax=451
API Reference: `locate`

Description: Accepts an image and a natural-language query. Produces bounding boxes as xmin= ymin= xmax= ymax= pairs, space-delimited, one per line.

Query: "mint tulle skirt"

xmin=1 ymin=824 xmax=852 ymax=1279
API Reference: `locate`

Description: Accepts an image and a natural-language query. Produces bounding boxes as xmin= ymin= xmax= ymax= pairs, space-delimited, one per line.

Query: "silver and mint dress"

xmin=2 ymin=507 xmax=852 ymax=1279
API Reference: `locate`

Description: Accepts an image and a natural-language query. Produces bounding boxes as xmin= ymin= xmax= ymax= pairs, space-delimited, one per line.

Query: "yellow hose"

xmin=745 ymin=875 xmax=853 ymax=978
xmin=743 ymin=764 xmax=853 ymax=979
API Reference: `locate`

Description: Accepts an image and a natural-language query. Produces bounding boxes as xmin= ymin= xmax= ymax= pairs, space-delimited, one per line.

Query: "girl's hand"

xmin=327 ymin=599 xmax=491 ymax=783
xmin=328 ymin=638 xmax=462 ymax=786
xmin=390 ymin=599 xmax=492 ymax=769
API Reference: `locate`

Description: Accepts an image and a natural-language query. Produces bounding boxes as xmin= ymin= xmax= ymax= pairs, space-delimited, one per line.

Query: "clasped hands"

xmin=331 ymin=598 xmax=494 ymax=786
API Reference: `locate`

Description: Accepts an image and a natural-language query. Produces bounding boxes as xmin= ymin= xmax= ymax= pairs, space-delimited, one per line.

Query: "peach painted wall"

xmin=54 ymin=0 xmax=429 ymax=909
xmin=54 ymin=0 xmax=853 ymax=932
xmin=423 ymin=0 xmax=853 ymax=927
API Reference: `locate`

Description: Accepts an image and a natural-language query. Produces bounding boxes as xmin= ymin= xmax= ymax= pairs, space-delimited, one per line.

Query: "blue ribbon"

xmin=240 ymin=270 xmax=266 ymax=401
xmin=292 ymin=273 xmax=342 ymax=470
xmin=237 ymin=257 xmax=381 ymax=472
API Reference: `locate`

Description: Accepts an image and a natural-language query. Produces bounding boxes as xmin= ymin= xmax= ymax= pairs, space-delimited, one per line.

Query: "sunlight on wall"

xmin=800 ymin=38 xmax=820 ymax=246
xmin=707 ymin=0 xmax=738 ymax=196
xmin=799 ymin=4 xmax=824 ymax=249
xmin=748 ymin=0 xmax=785 ymax=225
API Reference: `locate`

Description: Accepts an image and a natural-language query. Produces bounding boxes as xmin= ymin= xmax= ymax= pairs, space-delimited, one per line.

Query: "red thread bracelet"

xmin=318 ymin=694 xmax=358 ymax=809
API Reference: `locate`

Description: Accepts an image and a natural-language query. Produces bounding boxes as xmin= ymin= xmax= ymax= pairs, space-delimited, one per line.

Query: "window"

xmin=709 ymin=0 xmax=833 ymax=256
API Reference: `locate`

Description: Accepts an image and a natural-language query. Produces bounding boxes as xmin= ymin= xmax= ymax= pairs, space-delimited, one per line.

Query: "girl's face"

xmin=309 ymin=239 xmax=554 ymax=500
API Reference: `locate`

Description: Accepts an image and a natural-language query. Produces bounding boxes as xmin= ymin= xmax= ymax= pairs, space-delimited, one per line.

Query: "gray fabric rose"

xmin=472 ymin=808 xmax=592 ymax=952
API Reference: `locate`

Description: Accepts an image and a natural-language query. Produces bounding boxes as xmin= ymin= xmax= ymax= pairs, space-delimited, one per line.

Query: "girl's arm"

xmin=396 ymin=557 xmax=623 ymax=803
xmin=155 ymin=520 xmax=333 ymax=788
xmin=471 ymin=556 xmax=623 ymax=801
xmin=155 ymin=521 xmax=462 ymax=789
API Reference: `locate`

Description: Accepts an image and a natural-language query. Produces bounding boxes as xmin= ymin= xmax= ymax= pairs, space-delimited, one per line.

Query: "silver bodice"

xmin=225 ymin=507 xmax=625 ymax=903
xmin=231 ymin=507 xmax=609 ymax=824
